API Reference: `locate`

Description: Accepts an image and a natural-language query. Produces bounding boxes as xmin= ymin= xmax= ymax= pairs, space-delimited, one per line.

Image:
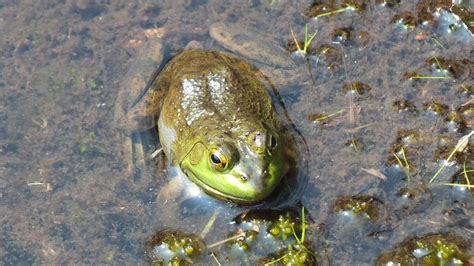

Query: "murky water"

xmin=1 ymin=0 xmax=472 ymax=265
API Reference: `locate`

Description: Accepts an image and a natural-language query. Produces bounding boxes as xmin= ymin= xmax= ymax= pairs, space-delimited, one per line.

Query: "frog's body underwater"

xmin=117 ymin=49 xmax=293 ymax=205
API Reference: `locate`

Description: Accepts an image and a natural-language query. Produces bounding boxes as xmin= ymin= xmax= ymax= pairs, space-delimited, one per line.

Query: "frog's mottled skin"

xmin=121 ymin=49 xmax=291 ymax=204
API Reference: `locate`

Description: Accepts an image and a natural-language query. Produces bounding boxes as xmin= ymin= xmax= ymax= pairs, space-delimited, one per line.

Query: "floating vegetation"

xmin=385 ymin=130 xmax=423 ymax=180
xmin=391 ymin=11 xmax=418 ymax=29
xmin=392 ymin=146 xmax=412 ymax=181
xmin=258 ymin=207 xmax=316 ymax=266
xmin=425 ymin=1 xmax=474 ymax=34
xmin=342 ymin=81 xmax=372 ymax=99
xmin=430 ymin=131 xmax=473 ymax=183
xmin=314 ymin=45 xmax=343 ymax=70
xmin=405 ymin=71 xmax=452 ymax=80
xmin=375 ymin=0 xmax=400 ymax=8
xmin=231 ymin=209 xmax=301 ymax=243
xmin=287 ymin=24 xmax=318 ymax=57
xmin=390 ymin=0 xmax=473 ymax=36
xmin=222 ymin=208 xmax=315 ymax=264
xmin=396 ymin=186 xmax=428 ymax=201
xmin=305 ymin=2 xmax=335 ymax=18
xmin=402 ymin=57 xmax=472 ymax=81
xmin=353 ymin=30 xmax=371 ymax=46
xmin=450 ymin=4 xmax=474 ymax=33
xmin=393 ymin=100 xmax=417 ymax=113
xmin=395 ymin=186 xmax=432 ymax=215
xmin=226 ymin=230 xmax=258 ymax=256
xmin=445 ymin=160 xmax=473 ymax=193
xmin=362 ymin=168 xmax=387 ymax=181
xmin=423 ymin=101 xmax=449 ymax=117
xmin=395 ymin=129 xmax=420 ymax=146
xmin=146 ymin=230 xmax=206 ymax=265
xmin=333 ymin=195 xmax=382 ymax=223
xmin=345 ymin=137 xmax=363 ymax=152
xmin=305 ymin=1 xmax=362 ymax=20
xmin=307 ymin=109 xmax=344 ymax=125
xmin=425 ymin=57 xmax=469 ymax=80
xmin=332 ymin=27 xmax=353 ymax=44
xmin=209 ymin=252 xmax=222 ymax=266
xmin=432 ymin=140 xmax=465 ymax=166
xmin=446 ymin=110 xmax=468 ymax=133
xmin=259 ymin=243 xmax=316 ymax=266
xmin=414 ymin=0 xmax=474 ymax=31
xmin=458 ymin=101 xmax=473 ymax=119
xmin=429 ymin=36 xmax=447 ymax=49
xmin=375 ymin=233 xmax=472 ymax=266
xmin=457 ymin=84 xmax=473 ymax=97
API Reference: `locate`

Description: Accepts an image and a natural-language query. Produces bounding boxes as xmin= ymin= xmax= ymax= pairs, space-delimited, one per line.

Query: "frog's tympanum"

xmin=120 ymin=50 xmax=292 ymax=204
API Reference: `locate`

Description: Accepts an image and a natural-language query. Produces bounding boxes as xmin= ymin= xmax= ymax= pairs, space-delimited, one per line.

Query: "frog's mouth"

xmin=182 ymin=169 xmax=269 ymax=205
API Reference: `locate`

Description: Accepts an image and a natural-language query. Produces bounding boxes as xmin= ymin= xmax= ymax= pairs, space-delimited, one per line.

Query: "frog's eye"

xmin=209 ymin=148 xmax=228 ymax=171
xmin=269 ymin=134 xmax=277 ymax=149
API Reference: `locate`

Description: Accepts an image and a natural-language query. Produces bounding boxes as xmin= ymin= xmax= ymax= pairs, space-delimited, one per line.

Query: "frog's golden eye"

xmin=209 ymin=148 xmax=228 ymax=171
xmin=269 ymin=134 xmax=277 ymax=149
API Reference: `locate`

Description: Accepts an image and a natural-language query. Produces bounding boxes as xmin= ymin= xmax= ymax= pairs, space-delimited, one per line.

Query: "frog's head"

xmin=179 ymin=128 xmax=290 ymax=205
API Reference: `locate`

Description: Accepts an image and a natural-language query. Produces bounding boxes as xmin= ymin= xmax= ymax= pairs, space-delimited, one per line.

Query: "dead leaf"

xmin=361 ymin=168 xmax=387 ymax=180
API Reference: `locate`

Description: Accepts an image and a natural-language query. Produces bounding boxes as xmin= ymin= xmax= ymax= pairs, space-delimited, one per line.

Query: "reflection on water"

xmin=0 ymin=0 xmax=472 ymax=264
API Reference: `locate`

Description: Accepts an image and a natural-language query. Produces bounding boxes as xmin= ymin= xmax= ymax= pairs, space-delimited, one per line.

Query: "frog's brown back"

xmin=158 ymin=50 xmax=280 ymax=140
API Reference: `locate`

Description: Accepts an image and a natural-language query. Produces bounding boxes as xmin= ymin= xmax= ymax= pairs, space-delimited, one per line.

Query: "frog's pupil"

xmin=211 ymin=153 xmax=221 ymax=164
xmin=270 ymin=135 xmax=277 ymax=149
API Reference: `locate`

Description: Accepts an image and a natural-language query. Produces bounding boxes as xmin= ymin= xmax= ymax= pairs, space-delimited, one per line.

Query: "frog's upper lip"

xmin=184 ymin=170 xmax=268 ymax=205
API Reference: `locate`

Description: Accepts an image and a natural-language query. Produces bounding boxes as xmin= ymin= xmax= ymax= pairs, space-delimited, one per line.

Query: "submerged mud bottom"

xmin=0 ymin=0 xmax=472 ymax=264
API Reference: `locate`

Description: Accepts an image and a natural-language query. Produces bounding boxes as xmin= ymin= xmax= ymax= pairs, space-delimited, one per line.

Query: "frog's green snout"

xmin=180 ymin=129 xmax=289 ymax=204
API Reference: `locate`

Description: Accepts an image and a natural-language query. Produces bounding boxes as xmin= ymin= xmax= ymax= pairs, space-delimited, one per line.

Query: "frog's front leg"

xmin=114 ymin=39 xmax=166 ymax=178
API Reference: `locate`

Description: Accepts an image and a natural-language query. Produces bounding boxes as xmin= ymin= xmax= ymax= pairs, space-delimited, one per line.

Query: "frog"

xmin=158 ymin=49 xmax=293 ymax=204
xmin=115 ymin=22 xmax=312 ymax=206
xmin=114 ymin=26 xmax=303 ymax=205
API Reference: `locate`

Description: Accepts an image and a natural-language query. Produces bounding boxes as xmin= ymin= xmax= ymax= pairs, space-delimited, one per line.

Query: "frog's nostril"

xmin=241 ymin=175 xmax=249 ymax=181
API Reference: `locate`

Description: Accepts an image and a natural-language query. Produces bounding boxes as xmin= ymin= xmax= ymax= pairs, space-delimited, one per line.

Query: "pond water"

xmin=1 ymin=0 xmax=472 ymax=265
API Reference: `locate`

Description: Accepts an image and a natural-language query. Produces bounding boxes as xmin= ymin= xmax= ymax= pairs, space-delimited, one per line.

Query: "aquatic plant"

xmin=457 ymin=85 xmax=473 ymax=96
xmin=307 ymin=109 xmax=344 ymax=125
xmin=393 ymin=146 xmax=412 ymax=182
xmin=342 ymin=81 xmax=372 ymax=98
xmin=289 ymin=24 xmax=318 ymax=57
xmin=333 ymin=196 xmax=381 ymax=223
xmin=391 ymin=11 xmax=417 ymax=29
xmin=332 ymin=27 xmax=353 ymax=44
xmin=444 ymin=159 xmax=473 ymax=190
xmin=308 ymin=2 xmax=360 ymax=20
xmin=423 ymin=101 xmax=449 ymax=117
xmin=146 ymin=230 xmax=206 ymax=265
xmin=261 ymin=207 xmax=316 ymax=266
xmin=407 ymin=73 xmax=452 ymax=80
xmin=261 ymin=243 xmax=316 ymax=266
xmin=393 ymin=100 xmax=418 ymax=113
xmin=430 ymin=130 xmax=473 ymax=183
xmin=376 ymin=234 xmax=472 ymax=265
xmin=346 ymin=137 xmax=362 ymax=152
